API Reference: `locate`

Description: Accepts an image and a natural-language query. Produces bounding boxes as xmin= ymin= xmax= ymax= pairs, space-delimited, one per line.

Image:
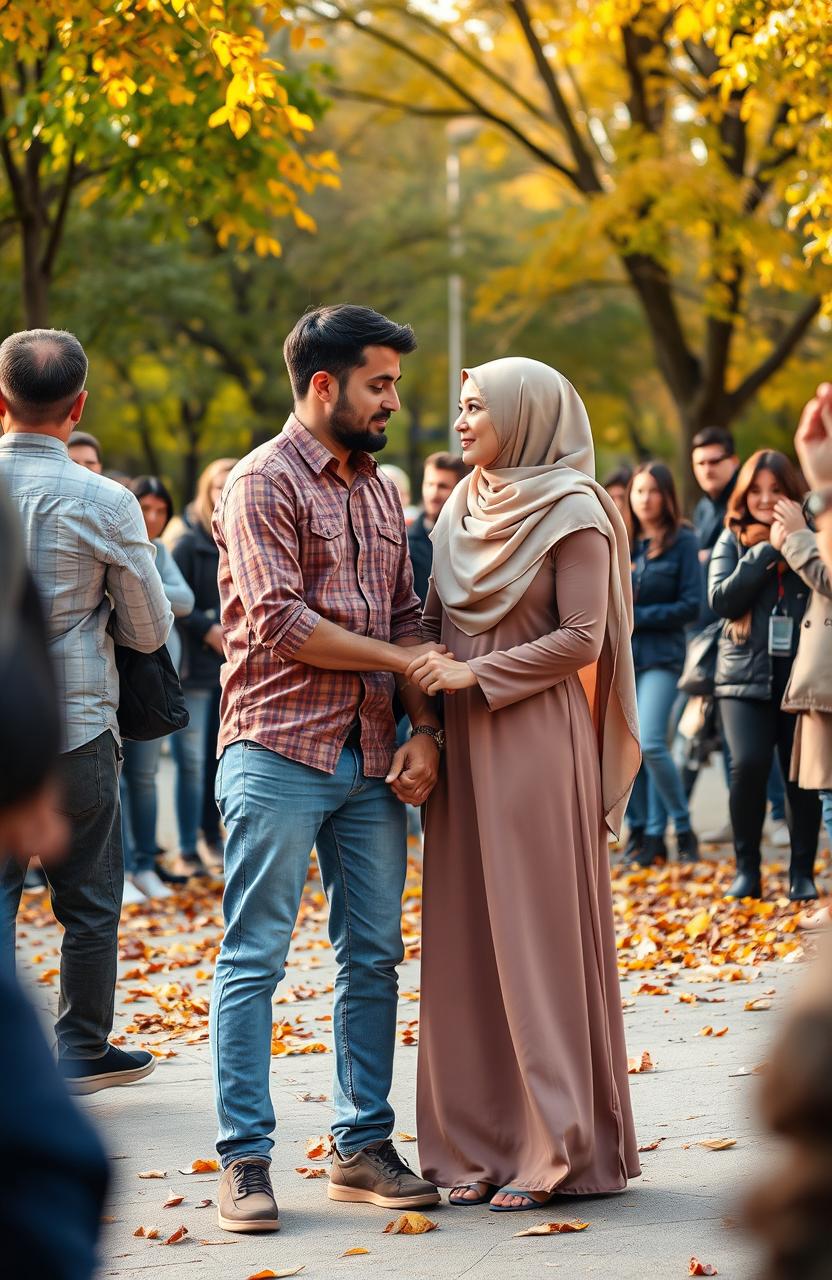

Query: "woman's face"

xmin=454 ymin=377 xmax=500 ymax=469
xmin=209 ymin=466 xmax=233 ymax=509
xmin=746 ymin=468 xmax=784 ymax=526
xmin=139 ymin=494 xmax=169 ymax=541
xmin=629 ymin=472 xmax=664 ymax=528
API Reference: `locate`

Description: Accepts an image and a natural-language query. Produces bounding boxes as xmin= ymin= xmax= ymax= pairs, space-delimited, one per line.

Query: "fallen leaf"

xmin=689 ymin=1259 xmax=718 ymax=1276
xmin=246 ymin=1270 xmax=305 ymax=1278
xmin=133 ymin=1225 xmax=160 ymax=1239
xmin=729 ymin=1063 xmax=767 ymax=1077
xmin=713 ymin=1026 xmax=729 ymax=1037
xmin=698 ymin=1138 xmax=736 ymax=1151
xmin=195 ymin=1198 xmax=213 ymax=1208
xmin=163 ymin=1192 xmax=184 ymax=1208
xmin=37 ymin=967 xmax=60 ymax=984
xmin=178 ymin=1158 xmax=219 ymax=1174
xmin=100 ymin=1215 xmax=117 ymax=1224
xmin=295 ymin=1166 xmax=328 ymax=1179
xmin=137 ymin=1170 xmax=167 ymax=1179
xmin=295 ymin=1092 xmax=327 ymax=1103
xmin=340 ymin=1247 xmax=370 ymax=1256
xmin=514 ymin=1221 xmax=590 ymax=1236
xmin=744 ymin=998 xmax=772 ymax=1011
xmin=395 ymin=1132 xmax=417 ymax=1142
xmin=699 ymin=1025 xmax=714 ymax=1037
xmin=162 ymin=1224 xmax=188 ymax=1245
xmin=305 ymin=1134 xmax=334 ymax=1161
xmin=627 ymin=1050 xmax=654 ymax=1074
xmin=637 ymin=1139 xmax=664 ymax=1152
xmin=382 ymin=1212 xmax=438 ymax=1235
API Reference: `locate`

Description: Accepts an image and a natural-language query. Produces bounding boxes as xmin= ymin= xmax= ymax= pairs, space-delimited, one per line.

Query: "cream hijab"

xmin=430 ymin=357 xmax=640 ymax=835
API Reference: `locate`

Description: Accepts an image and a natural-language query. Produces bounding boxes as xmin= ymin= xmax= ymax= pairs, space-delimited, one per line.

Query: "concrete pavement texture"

xmin=14 ymin=757 xmax=826 ymax=1280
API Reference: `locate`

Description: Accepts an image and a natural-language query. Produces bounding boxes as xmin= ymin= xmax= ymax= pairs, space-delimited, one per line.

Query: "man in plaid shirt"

xmin=211 ymin=305 xmax=446 ymax=1233
xmin=0 ymin=329 xmax=173 ymax=1096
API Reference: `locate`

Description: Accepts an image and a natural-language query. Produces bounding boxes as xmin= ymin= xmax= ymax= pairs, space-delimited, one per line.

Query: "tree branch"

xmin=0 ymin=83 xmax=25 ymax=218
xmin=729 ymin=296 xmax=821 ymax=414
xmin=318 ymin=4 xmax=577 ymax=180
xmin=508 ymin=0 xmax=602 ymax=192
xmin=328 ymin=87 xmax=461 ymax=119
xmin=40 ymin=145 xmax=77 ymax=279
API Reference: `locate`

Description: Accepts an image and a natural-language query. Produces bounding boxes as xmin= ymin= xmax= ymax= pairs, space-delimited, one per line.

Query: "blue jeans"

xmin=120 ymin=737 xmax=162 ymax=874
xmin=821 ymin=792 xmax=832 ymax=848
xmin=169 ymin=687 xmax=213 ymax=854
xmin=210 ymin=741 xmax=407 ymax=1166
xmin=627 ymin=668 xmax=692 ymax=837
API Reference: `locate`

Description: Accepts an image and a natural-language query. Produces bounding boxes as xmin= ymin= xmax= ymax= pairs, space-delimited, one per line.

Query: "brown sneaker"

xmin=328 ymin=1138 xmax=440 ymax=1209
xmin=218 ymin=1157 xmax=279 ymax=1233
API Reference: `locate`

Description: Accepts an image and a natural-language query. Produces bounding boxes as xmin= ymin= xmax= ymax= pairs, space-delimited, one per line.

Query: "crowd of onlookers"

xmin=603 ymin=426 xmax=832 ymax=911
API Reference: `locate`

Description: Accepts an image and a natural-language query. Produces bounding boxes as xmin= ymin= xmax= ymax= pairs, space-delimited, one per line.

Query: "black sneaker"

xmin=328 ymin=1138 xmax=440 ymax=1209
xmin=60 ymin=1045 xmax=156 ymax=1096
xmin=677 ymin=829 xmax=699 ymax=864
xmin=633 ymin=834 xmax=668 ymax=868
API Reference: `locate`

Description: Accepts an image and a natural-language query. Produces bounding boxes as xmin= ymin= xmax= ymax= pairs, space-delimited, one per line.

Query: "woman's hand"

xmin=770 ymin=498 xmax=807 ymax=550
xmin=795 ymin=384 xmax=832 ymax=490
xmin=405 ymin=650 xmax=477 ymax=695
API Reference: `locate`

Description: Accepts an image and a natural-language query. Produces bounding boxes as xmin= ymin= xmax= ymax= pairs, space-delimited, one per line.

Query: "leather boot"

xmin=623 ymin=828 xmax=645 ymax=862
xmin=788 ymin=845 xmax=819 ymax=902
xmin=634 ymin=834 xmax=668 ymax=868
xmin=726 ymin=855 xmax=762 ymax=900
xmin=676 ymin=829 xmax=699 ymax=864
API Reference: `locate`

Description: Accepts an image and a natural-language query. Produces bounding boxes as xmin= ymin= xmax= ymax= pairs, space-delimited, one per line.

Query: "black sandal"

xmin=448 ymin=1182 xmax=498 ymax=1206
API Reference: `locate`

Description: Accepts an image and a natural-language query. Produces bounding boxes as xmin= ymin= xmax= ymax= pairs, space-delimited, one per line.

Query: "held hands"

xmin=405 ymin=649 xmax=478 ymax=696
xmin=770 ymin=498 xmax=807 ymax=551
xmin=385 ymin=733 xmax=440 ymax=806
xmin=795 ymin=383 xmax=832 ymax=490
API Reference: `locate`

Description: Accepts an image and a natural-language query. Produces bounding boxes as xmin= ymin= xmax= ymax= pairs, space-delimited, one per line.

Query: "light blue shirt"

xmin=0 ymin=433 xmax=173 ymax=751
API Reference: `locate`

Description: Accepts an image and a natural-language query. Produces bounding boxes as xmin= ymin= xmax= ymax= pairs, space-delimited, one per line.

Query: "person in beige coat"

xmin=773 ymin=500 xmax=832 ymax=925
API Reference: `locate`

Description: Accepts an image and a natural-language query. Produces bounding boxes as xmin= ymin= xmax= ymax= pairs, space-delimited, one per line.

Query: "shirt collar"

xmin=283 ymin=414 xmax=378 ymax=479
xmin=0 ymin=431 xmax=68 ymax=455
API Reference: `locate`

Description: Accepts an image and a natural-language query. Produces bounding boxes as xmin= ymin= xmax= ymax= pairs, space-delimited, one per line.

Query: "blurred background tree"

xmin=1 ymin=1 xmax=830 ymax=505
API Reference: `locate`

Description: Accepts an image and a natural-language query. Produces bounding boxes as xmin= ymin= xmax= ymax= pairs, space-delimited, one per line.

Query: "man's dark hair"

xmin=424 ymin=451 xmax=469 ymax=483
xmin=283 ymin=304 xmax=416 ymax=398
xmin=68 ymin=430 xmax=101 ymax=461
xmin=691 ymin=425 xmax=736 ymax=456
xmin=0 ymin=329 xmax=88 ymax=427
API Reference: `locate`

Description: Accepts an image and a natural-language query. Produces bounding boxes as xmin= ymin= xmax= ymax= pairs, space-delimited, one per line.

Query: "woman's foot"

xmin=633 ymin=834 xmax=667 ymax=868
xmin=490 ymin=1186 xmax=554 ymax=1210
xmin=448 ymin=1181 xmax=495 ymax=1206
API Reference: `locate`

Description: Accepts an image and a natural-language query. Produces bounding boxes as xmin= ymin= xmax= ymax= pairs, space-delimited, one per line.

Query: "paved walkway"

xmin=15 ymin=759 xmax=824 ymax=1280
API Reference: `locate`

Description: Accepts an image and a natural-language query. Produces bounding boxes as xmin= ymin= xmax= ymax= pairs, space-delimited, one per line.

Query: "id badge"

xmin=768 ymin=612 xmax=794 ymax=656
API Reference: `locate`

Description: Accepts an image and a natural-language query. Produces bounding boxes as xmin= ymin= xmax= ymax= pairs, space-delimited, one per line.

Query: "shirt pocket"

xmin=306 ymin=510 xmax=345 ymax=577
xmin=375 ymin=519 xmax=403 ymax=588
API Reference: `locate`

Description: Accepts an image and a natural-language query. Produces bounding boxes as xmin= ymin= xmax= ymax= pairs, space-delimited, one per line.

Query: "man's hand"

xmin=796 ymin=383 xmax=832 ymax=490
xmin=204 ymin=623 xmax=225 ymax=656
xmin=405 ymin=650 xmax=478 ymax=696
xmin=385 ymin=733 xmax=440 ymax=806
xmin=0 ymin=779 xmax=68 ymax=866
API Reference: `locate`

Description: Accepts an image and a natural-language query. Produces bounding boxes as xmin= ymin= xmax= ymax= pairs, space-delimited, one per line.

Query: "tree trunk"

xmin=21 ymin=217 xmax=48 ymax=328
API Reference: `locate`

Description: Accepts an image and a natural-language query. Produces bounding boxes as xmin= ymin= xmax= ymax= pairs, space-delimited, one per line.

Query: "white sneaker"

xmin=769 ymin=820 xmax=791 ymax=849
xmin=131 ymin=869 xmax=173 ymax=901
xmin=122 ymin=877 xmax=147 ymax=906
xmin=701 ymin=821 xmax=733 ymax=844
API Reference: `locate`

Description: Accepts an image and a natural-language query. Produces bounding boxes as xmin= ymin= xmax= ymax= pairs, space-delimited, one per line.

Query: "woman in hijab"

xmin=406 ymin=358 xmax=641 ymax=1211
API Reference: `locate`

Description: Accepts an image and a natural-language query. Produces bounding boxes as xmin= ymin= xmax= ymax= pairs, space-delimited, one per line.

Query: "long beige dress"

xmin=417 ymin=528 xmax=640 ymax=1194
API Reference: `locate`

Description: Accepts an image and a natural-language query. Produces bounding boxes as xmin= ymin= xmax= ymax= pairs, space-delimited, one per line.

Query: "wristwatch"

xmin=805 ymin=488 xmax=832 ymax=520
xmin=411 ymin=725 xmax=446 ymax=751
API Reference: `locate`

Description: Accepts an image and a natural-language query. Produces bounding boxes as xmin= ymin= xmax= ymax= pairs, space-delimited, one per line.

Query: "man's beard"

xmin=330 ymin=386 xmax=390 ymax=453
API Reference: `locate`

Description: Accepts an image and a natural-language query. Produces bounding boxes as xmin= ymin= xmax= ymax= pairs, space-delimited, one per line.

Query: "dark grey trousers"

xmin=1 ymin=729 xmax=123 ymax=1059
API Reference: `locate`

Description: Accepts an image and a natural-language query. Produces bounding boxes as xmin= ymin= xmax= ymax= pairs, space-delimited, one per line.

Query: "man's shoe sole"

xmin=327 ymin=1183 xmax=441 ymax=1208
xmin=217 ymin=1213 xmax=280 ymax=1233
xmin=64 ymin=1059 xmax=156 ymax=1096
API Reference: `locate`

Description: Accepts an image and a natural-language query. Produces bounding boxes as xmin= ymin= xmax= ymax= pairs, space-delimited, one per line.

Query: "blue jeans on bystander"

xmin=168 ymin=687 xmax=213 ymax=855
xmin=120 ymin=737 xmax=162 ymax=874
xmin=627 ymin=667 xmax=693 ymax=838
xmin=210 ymin=740 xmax=407 ymax=1167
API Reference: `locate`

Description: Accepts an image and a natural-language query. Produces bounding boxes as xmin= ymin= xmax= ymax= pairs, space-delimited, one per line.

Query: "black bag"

xmin=114 ymin=643 xmax=190 ymax=741
xmin=677 ymin=620 xmax=721 ymax=697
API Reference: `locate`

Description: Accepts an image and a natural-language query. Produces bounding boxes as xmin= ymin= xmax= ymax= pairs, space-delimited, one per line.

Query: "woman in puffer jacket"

xmin=709 ymin=450 xmax=820 ymax=901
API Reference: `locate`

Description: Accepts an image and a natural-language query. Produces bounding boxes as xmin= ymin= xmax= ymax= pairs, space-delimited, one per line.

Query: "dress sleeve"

xmin=421 ymin=578 xmax=443 ymax=642
xmin=468 ymin=527 xmax=609 ymax=712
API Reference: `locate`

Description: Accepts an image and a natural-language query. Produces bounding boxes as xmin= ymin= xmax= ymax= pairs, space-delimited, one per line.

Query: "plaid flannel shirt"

xmin=214 ymin=416 xmax=422 ymax=776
